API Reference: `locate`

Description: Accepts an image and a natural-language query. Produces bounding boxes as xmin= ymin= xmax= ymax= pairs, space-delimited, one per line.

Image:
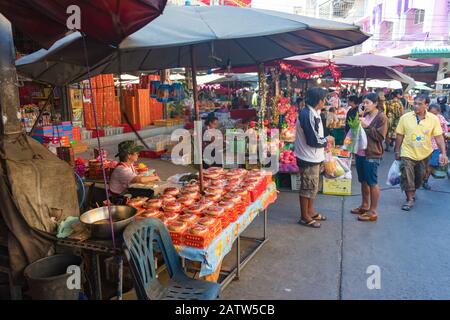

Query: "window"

xmin=414 ymin=9 xmax=425 ymax=24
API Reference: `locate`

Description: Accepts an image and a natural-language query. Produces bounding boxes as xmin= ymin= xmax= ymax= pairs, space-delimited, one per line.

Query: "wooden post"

xmin=0 ymin=14 xmax=22 ymax=135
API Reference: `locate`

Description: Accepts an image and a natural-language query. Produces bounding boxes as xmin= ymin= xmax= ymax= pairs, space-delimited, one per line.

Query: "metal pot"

xmin=80 ymin=205 xmax=137 ymax=239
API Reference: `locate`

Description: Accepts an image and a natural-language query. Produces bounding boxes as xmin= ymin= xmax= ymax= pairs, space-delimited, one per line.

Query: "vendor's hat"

xmin=115 ymin=140 xmax=143 ymax=157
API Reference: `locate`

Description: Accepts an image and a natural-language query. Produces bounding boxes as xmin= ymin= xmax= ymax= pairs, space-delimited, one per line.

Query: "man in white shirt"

xmin=295 ymin=87 xmax=328 ymax=228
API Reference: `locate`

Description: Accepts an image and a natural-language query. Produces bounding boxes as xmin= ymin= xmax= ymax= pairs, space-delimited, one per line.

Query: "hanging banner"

xmin=70 ymin=88 xmax=83 ymax=127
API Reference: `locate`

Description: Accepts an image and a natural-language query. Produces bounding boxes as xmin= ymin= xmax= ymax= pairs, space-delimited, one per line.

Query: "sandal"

xmin=298 ymin=219 xmax=321 ymax=228
xmin=311 ymin=213 xmax=327 ymax=221
xmin=351 ymin=207 xmax=369 ymax=215
xmin=401 ymin=200 xmax=414 ymax=211
xmin=358 ymin=212 xmax=378 ymax=222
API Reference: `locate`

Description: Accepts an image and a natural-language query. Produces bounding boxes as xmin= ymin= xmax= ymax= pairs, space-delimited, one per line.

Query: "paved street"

xmin=92 ymin=140 xmax=450 ymax=300
xmin=221 ymin=150 xmax=450 ymax=300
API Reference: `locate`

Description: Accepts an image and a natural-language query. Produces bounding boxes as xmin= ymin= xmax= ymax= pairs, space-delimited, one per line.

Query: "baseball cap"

xmin=115 ymin=140 xmax=144 ymax=157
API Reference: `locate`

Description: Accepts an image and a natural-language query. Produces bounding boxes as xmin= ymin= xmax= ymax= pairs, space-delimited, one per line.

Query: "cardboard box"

xmin=322 ymin=178 xmax=352 ymax=196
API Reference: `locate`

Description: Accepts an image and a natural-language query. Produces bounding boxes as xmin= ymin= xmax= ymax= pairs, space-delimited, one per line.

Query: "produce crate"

xmin=322 ymin=177 xmax=352 ymax=196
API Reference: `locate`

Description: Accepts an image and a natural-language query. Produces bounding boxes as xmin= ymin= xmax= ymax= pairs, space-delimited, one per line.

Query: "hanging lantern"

xmin=157 ymin=83 xmax=170 ymax=103
xmin=169 ymin=83 xmax=184 ymax=102
xmin=150 ymin=80 xmax=160 ymax=98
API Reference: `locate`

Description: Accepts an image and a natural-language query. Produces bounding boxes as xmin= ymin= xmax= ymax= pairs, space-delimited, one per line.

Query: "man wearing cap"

xmin=109 ymin=140 xmax=159 ymax=195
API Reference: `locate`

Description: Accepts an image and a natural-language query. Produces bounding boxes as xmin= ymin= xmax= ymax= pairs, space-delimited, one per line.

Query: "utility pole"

xmin=0 ymin=14 xmax=22 ymax=136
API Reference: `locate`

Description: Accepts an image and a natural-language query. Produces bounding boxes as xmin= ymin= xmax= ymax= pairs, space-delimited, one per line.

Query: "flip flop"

xmin=350 ymin=207 xmax=369 ymax=215
xmin=358 ymin=212 xmax=378 ymax=222
xmin=401 ymin=201 xmax=414 ymax=211
xmin=298 ymin=219 xmax=321 ymax=228
xmin=311 ymin=213 xmax=327 ymax=221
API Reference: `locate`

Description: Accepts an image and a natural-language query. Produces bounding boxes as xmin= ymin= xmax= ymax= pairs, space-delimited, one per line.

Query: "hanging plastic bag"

xmin=342 ymin=124 xmax=365 ymax=154
xmin=386 ymin=160 xmax=401 ymax=186
xmin=357 ymin=128 xmax=368 ymax=152
xmin=429 ymin=150 xmax=441 ymax=167
xmin=431 ymin=165 xmax=448 ymax=179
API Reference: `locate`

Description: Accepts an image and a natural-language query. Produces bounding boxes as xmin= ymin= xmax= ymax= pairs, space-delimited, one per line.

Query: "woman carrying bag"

xmin=350 ymin=93 xmax=388 ymax=222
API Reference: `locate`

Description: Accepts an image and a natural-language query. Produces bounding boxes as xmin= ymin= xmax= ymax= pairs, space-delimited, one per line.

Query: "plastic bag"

xmin=386 ymin=160 xmax=401 ymax=186
xmin=429 ymin=150 xmax=441 ymax=167
xmin=357 ymin=128 xmax=368 ymax=152
xmin=432 ymin=165 xmax=447 ymax=179
xmin=343 ymin=124 xmax=366 ymax=153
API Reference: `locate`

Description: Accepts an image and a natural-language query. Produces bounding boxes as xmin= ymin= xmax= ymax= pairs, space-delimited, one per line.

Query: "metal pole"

xmin=190 ymin=45 xmax=204 ymax=193
xmin=363 ymin=68 xmax=367 ymax=92
xmin=236 ymin=236 xmax=241 ymax=279
xmin=0 ymin=14 xmax=22 ymax=135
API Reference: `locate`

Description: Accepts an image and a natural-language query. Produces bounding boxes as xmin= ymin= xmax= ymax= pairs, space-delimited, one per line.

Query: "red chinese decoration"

xmin=277 ymin=61 xmax=341 ymax=85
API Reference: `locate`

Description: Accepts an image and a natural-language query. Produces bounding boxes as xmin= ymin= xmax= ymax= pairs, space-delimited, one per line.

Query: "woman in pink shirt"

xmin=109 ymin=140 xmax=159 ymax=195
xmin=422 ymin=104 xmax=448 ymax=190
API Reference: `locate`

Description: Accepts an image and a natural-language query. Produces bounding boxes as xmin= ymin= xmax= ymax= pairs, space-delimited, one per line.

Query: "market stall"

xmin=9 ymin=5 xmax=369 ymax=300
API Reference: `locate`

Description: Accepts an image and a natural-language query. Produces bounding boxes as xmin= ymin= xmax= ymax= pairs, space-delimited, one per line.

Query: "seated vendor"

xmin=109 ymin=140 xmax=159 ymax=196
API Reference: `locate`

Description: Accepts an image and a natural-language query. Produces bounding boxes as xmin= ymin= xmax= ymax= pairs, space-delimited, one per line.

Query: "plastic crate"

xmin=139 ymin=150 xmax=165 ymax=159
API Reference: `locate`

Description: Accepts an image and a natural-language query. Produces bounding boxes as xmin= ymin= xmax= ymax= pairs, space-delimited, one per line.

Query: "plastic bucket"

xmin=24 ymin=254 xmax=83 ymax=300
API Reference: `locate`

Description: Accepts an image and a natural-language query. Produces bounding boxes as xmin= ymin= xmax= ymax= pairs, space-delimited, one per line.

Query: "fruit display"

xmin=323 ymin=154 xmax=347 ymax=179
xmin=126 ymin=168 xmax=273 ymax=248
xmin=279 ymin=150 xmax=299 ymax=173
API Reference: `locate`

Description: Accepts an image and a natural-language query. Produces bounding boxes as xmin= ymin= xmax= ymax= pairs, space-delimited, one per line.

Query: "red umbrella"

xmin=0 ymin=0 xmax=167 ymax=48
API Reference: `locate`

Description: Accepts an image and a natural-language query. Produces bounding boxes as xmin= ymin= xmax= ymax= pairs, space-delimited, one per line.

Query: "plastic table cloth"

xmin=176 ymin=182 xmax=277 ymax=276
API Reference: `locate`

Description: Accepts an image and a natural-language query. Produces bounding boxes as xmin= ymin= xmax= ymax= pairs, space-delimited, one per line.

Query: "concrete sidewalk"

xmin=221 ymin=151 xmax=450 ymax=300
xmin=80 ymin=136 xmax=450 ymax=299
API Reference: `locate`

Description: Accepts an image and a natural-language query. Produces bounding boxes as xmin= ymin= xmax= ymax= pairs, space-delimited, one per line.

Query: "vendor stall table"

xmin=178 ymin=182 xmax=276 ymax=290
xmin=57 ymin=181 xmax=277 ymax=298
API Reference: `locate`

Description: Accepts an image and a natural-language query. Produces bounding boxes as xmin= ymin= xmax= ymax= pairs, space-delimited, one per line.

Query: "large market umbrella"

xmin=436 ymin=78 xmax=450 ymax=85
xmin=16 ymin=5 xmax=369 ymax=192
xmin=213 ymin=54 xmax=330 ymax=74
xmin=0 ymin=0 xmax=167 ymax=48
xmin=206 ymin=73 xmax=258 ymax=84
xmin=334 ymin=53 xmax=431 ymax=68
xmin=334 ymin=53 xmax=431 ymax=88
xmin=16 ymin=6 xmax=369 ymax=86
xmin=340 ymin=65 xmax=417 ymax=90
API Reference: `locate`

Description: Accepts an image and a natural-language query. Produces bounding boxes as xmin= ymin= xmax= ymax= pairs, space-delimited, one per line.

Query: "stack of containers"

xmin=83 ymin=74 xmax=121 ymax=130
xmin=122 ymin=75 xmax=164 ymax=128
xmin=32 ymin=126 xmax=54 ymax=143
xmin=72 ymin=126 xmax=81 ymax=141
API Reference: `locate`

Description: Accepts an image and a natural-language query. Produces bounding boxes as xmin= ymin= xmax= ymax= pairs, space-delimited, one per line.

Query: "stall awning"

xmin=410 ymin=47 xmax=450 ymax=59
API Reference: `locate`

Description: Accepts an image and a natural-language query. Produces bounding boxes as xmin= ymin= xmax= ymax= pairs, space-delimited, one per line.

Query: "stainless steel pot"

xmin=80 ymin=205 xmax=137 ymax=239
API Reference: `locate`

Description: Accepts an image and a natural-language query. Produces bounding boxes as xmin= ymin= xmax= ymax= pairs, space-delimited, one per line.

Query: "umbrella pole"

xmin=363 ymin=68 xmax=367 ymax=92
xmin=190 ymin=45 xmax=204 ymax=193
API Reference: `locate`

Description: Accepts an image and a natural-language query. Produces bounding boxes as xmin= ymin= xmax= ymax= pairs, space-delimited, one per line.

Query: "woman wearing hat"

xmin=109 ymin=140 xmax=159 ymax=196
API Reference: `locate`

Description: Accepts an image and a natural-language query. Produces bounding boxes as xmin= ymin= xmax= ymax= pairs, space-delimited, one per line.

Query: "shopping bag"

xmin=431 ymin=165 xmax=447 ymax=179
xmin=357 ymin=128 xmax=368 ymax=152
xmin=342 ymin=124 xmax=366 ymax=154
xmin=429 ymin=150 xmax=441 ymax=167
xmin=386 ymin=160 xmax=401 ymax=186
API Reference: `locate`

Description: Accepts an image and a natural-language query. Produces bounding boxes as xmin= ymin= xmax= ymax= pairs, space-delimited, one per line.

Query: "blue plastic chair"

xmin=122 ymin=218 xmax=220 ymax=300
